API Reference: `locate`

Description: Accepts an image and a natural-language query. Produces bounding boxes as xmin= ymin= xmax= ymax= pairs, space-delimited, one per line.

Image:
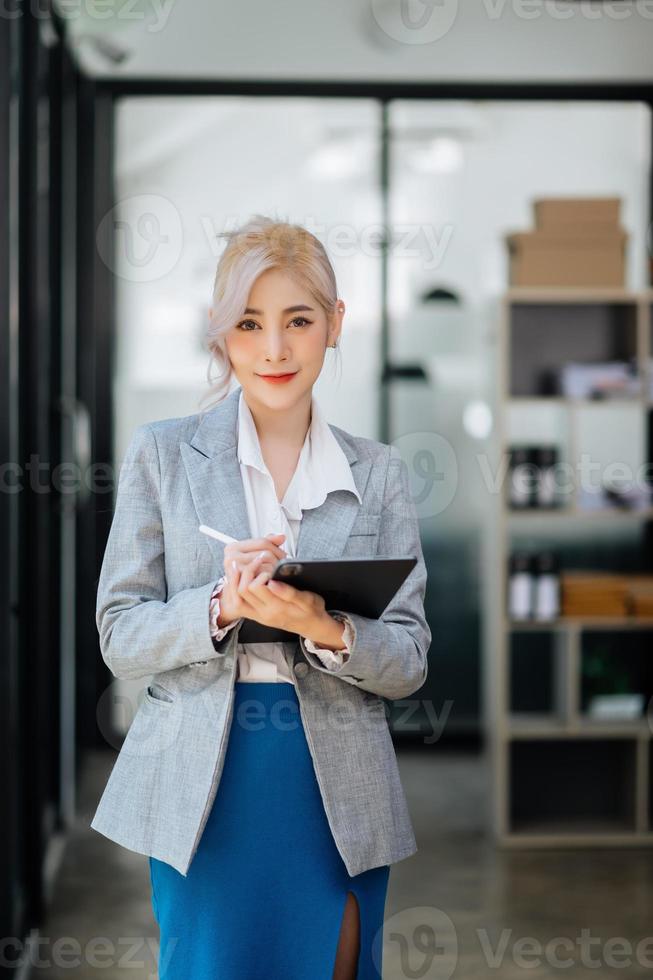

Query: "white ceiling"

xmin=55 ymin=0 xmax=653 ymax=83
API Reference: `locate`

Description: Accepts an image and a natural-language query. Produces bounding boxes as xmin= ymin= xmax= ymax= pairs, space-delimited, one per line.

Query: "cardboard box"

xmin=506 ymin=229 xmax=627 ymax=287
xmin=534 ymin=220 xmax=623 ymax=238
xmin=534 ymin=197 xmax=621 ymax=230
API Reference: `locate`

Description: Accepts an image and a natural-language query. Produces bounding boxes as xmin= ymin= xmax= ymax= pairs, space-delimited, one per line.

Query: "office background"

xmin=2 ymin=1 xmax=653 ymax=976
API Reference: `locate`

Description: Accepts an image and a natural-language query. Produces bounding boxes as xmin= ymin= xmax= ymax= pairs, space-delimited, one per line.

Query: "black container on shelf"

xmin=508 ymin=446 xmax=536 ymax=509
xmin=508 ymin=444 xmax=561 ymax=509
xmin=533 ymin=445 xmax=559 ymax=509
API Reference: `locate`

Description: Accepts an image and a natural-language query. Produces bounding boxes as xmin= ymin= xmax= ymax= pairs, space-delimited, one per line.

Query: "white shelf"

xmin=506 ymin=616 xmax=653 ymax=631
xmin=504 ymin=287 xmax=653 ymax=304
xmin=508 ymin=713 xmax=652 ymax=738
xmin=507 ymin=395 xmax=646 ymax=405
xmin=498 ymin=830 xmax=652 ymax=848
xmin=484 ymin=288 xmax=653 ymax=845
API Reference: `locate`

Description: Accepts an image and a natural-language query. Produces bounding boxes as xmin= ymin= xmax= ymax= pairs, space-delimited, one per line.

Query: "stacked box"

xmin=506 ymin=197 xmax=627 ymax=287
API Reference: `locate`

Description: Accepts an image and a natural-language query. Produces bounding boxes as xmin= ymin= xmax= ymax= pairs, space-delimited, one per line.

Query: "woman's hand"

xmin=217 ymin=532 xmax=287 ymax=627
xmin=218 ymin=533 xmax=344 ymax=646
xmin=230 ymin=565 xmax=331 ymax=639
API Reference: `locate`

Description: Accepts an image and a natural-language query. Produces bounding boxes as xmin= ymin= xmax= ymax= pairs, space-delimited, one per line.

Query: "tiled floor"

xmin=35 ymin=747 xmax=653 ymax=978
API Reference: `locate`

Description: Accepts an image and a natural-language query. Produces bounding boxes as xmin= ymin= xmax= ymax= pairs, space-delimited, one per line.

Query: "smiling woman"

xmin=92 ymin=215 xmax=430 ymax=980
xmin=203 ymin=215 xmax=343 ymax=414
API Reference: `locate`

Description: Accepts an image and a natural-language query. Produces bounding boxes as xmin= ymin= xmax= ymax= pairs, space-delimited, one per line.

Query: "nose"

xmin=265 ymin=328 xmax=290 ymax=362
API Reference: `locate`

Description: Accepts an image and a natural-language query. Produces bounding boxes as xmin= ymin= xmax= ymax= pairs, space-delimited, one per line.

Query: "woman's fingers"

xmin=223 ymin=558 xmax=259 ymax=618
xmin=250 ymin=537 xmax=286 ymax=560
xmin=236 ymin=543 xmax=285 ymax=572
xmin=222 ymin=534 xmax=287 ymax=618
xmin=241 ymin=567 xmax=276 ymax=613
xmin=224 ymin=535 xmax=286 ymax=568
xmin=237 ymin=551 xmax=266 ymax=595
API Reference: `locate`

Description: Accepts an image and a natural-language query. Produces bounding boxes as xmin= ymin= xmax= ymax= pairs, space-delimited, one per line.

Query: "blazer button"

xmin=294 ymin=662 xmax=309 ymax=678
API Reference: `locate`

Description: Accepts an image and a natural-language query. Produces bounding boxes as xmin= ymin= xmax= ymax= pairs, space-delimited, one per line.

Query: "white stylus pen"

xmin=199 ymin=524 xmax=238 ymax=544
xmin=199 ymin=524 xmax=288 ymax=559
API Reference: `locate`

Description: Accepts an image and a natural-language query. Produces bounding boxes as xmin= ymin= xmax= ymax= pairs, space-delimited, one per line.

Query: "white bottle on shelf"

xmin=508 ymin=552 xmax=533 ymax=620
xmin=533 ymin=551 xmax=560 ymax=621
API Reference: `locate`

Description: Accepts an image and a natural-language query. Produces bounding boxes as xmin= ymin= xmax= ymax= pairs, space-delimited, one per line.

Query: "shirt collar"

xmin=237 ymin=388 xmax=362 ymax=520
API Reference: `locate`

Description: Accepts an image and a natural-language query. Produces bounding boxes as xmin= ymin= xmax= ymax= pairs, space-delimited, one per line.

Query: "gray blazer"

xmin=90 ymin=385 xmax=431 ymax=878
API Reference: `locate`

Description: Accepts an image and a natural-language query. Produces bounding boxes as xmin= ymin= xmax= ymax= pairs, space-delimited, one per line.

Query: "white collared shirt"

xmin=209 ymin=388 xmax=360 ymax=684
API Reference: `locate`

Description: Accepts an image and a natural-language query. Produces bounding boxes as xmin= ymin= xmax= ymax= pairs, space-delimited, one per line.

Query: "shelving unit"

xmin=484 ymin=287 xmax=653 ymax=847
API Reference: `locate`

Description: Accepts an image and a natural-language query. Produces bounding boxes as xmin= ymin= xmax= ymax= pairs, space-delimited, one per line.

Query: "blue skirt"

xmin=149 ymin=681 xmax=390 ymax=979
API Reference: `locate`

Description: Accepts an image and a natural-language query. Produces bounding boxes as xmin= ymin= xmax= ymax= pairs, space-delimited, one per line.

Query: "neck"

xmin=242 ymin=389 xmax=313 ymax=451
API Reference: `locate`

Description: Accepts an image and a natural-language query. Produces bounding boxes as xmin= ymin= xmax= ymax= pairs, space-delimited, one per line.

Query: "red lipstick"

xmin=257 ymin=372 xmax=298 ymax=384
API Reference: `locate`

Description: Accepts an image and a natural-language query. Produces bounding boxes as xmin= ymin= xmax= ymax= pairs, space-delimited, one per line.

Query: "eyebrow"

xmin=243 ymin=305 xmax=315 ymax=315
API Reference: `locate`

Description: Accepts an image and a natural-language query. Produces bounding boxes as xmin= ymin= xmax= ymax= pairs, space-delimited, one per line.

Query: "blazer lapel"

xmin=180 ymin=385 xmax=373 ymax=565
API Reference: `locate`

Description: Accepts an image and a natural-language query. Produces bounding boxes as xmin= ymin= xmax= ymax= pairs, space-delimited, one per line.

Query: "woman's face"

xmin=222 ymin=267 xmax=343 ymax=410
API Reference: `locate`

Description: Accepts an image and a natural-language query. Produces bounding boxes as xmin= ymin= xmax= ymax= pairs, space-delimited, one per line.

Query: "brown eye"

xmin=236 ymin=319 xmax=258 ymax=331
xmin=290 ymin=317 xmax=311 ymax=328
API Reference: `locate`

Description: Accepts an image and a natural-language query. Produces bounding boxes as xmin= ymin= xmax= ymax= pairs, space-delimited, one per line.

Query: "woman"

xmin=91 ymin=216 xmax=431 ymax=980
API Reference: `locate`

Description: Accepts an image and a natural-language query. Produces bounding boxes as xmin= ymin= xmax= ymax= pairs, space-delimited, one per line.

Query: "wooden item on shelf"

xmin=533 ymin=196 xmax=621 ymax=231
xmin=561 ymin=571 xmax=653 ymax=618
xmin=506 ymin=230 xmax=627 ymax=288
xmin=624 ymin=577 xmax=653 ymax=616
xmin=506 ymin=195 xmax=627 ymax=287
xmin=560 ymin=570 xmax=629 ymax=617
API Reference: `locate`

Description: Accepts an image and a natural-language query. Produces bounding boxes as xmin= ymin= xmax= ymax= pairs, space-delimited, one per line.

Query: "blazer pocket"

xmin=348 ymin=514 xmax=381 ymax=536
xmin=145 ymin=682 xmax=175 ymax=706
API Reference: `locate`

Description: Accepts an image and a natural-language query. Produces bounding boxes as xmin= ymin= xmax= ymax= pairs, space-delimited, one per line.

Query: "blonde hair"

xmin=199 ymin=214 xmax=342 ymax=415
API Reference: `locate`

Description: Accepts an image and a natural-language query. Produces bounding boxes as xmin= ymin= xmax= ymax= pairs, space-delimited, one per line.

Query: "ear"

xmin=329 ymin=301 xmax=345 ymax=345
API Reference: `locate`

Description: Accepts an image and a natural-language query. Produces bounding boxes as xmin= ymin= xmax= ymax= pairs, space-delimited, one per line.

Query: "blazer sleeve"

xmin=298 ymin=445 xmax=431 ymax=700
xmin=96 ymin=422 xmax=237 ymax=681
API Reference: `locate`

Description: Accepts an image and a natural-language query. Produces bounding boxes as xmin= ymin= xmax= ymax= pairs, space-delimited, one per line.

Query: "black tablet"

xmin=236 ymin=555 xmax=417 ymax=644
